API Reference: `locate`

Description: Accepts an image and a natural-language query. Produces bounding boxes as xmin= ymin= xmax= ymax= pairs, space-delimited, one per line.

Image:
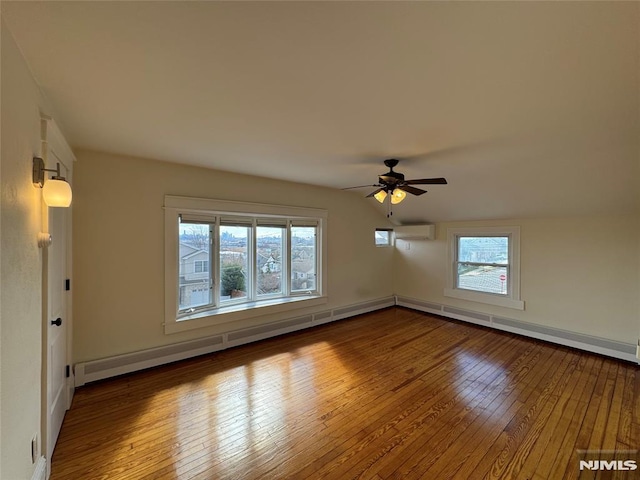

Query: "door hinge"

xmin=65 ymin=279 xmax=71 ymax=291
xmin=66 ymin=365 xmax=70 ymax=378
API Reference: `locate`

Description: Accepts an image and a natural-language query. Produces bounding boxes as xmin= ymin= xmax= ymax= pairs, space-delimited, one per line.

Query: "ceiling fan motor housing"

xmin=380 ymin=159 xmax=404 ymax=185
xmin=383 ymin=159 xmax=399 ymax=168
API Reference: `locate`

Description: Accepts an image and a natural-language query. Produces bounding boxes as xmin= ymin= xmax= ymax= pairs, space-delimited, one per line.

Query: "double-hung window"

xmin=165 ymin=196 xmax=327 ymax=333
xmin=445 ymin=226 xmax=524 ymax=310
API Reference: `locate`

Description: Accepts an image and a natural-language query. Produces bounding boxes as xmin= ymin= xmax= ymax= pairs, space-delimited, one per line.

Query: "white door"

xmin=40 ymin=117 xmax=76 ymax=474
xmin=46 ymin=182 xmax=69 ymax=461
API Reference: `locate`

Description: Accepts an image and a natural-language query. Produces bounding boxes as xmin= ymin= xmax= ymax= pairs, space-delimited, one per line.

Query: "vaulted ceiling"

xmin=2 ymin=1 xmax=638 ymax=223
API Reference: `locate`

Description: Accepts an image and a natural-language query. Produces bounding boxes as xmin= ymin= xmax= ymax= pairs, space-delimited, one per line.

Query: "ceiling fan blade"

xmin=366 ymin=188 xmax=384 ymax=198
xmin=398 ymin=185 xmax=427 ymax=196
xmin=405 ymin=177 xmax=448 ymax=185
xmin=342 ymin=184 xmax=380 ymax=190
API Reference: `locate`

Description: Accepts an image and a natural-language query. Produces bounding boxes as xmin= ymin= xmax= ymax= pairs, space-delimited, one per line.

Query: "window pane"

xmin=220 ymin=225 xmax=248 ymax=301
xmin=179 ymin=223 xmax=212 ymax=310
xmin=375 ymin=230 xmax=391 ymax=246
xmin=257 ymin=226 xmax=284 ymax=296
xmin=195 ymin=260 xmax=208 ymax=273
xmin=291 ymin=226 xmax=316 ymax=292
xmin=458 ymin=237 xmax=509 ymax=264
xmin=457 ymin=264 xmax=508 ymax=295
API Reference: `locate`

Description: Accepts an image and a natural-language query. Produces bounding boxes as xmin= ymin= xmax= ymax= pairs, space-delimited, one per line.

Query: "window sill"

xmin=444 ymin=288 xmax=525 ymax=310
xmin=165 ymin=295 xmax=328 ymax=334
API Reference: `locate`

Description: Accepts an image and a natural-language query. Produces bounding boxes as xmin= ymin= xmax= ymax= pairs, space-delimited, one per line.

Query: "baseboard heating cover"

xmin=333 ymin=297 xmax=395 ymax=320
xmin=75 ymin=296 xmax=395 ymax=386
xmin=30 ymin=457 xmax=46 ymax=480
xmin=396 ymin=295 xmax=638 ymax=363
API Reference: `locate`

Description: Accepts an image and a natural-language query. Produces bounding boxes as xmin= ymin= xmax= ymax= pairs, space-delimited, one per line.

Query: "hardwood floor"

xmin=51 ymin=307 xmax=640 ymax=479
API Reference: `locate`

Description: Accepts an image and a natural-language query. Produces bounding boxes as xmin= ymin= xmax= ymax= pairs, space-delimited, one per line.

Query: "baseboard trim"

xmin=75 ymin=296 xmax=395 ymax=386
xmin=31 ymin=456 xmax=46 ymax=480
xmin=396 ymin=295 xmax=638 ymax=363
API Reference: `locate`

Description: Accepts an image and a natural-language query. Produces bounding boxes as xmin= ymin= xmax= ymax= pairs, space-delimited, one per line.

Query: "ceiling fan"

xmin=343 ymin=159 xmax=447 ymax=208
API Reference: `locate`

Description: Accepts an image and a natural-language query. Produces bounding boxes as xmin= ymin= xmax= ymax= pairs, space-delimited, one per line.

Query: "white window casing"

xmin=445 ymin=226 xmax=524 ymax=310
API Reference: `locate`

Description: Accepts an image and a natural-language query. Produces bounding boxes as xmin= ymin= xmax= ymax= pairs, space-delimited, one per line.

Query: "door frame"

xmin=40 ymin=115 xmax=76 ymax=478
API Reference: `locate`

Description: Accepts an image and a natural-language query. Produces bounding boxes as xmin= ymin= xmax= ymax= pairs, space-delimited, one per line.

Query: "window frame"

xmin=445 ymin=226 xmax=524 ymax=310
xmin=217 ymin=220 xmax=252 ymax=307
xmin=289 ymin=222 xmax=319 ymax=294
xmin=255 ymin=223 xmax=286 ymax=299
xmin=165 ymin=196 xmax=328 ymax=334
xmin=374 ymin=228 xmax=393 ymax=247
xmin=178 ymin=218 xmax=215 ymax=315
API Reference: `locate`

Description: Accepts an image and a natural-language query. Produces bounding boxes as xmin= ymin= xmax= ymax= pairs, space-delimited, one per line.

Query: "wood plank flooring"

xmin=51 ymin=307 xmax=640 ymax=479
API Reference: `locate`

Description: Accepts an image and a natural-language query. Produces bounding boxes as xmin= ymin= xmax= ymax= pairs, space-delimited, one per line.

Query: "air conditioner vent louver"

xmin=394 ymin=225 xmax=435 ymax=240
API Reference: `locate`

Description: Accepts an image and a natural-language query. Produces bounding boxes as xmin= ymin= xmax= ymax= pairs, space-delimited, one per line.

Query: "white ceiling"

xmin=2 ymin=1 xmax=638 ymax=223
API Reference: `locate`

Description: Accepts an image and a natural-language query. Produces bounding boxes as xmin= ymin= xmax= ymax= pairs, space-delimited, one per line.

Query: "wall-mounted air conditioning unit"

xmin=394 ymin=224 xmax=436 ymax=240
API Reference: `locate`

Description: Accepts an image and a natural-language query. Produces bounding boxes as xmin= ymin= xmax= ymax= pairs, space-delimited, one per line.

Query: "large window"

xmin=165 ymin=196 xmax=327 ymax=333
xmin=445 ymin=226 xmax=524 ymax=310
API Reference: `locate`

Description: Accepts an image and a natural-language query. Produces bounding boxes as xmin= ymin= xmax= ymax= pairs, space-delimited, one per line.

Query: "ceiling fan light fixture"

xmin=342 ymin=159 xmax=447 ymax=209
xmin=373 ymin=190 xmax=387 ymax=203
xmin=390 ymin=188 xmax=406 ymax=204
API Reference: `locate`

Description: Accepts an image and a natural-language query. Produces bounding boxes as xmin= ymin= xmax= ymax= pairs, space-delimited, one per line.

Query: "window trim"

xmin=165 ymin=196 xmax=328 ymax=334
xmin=375 ymin=228 xmax=393 ymax=247
xmin=444 ymin=226 xmax=524 ymax=310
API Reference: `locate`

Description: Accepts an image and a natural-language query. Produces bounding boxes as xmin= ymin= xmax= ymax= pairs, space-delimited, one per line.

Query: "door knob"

xmin=51 ymin=318 xmax=62 ymax=326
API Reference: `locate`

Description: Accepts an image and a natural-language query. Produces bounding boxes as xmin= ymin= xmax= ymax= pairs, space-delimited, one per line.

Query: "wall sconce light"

xmin=33 ymin=157 xmax=72 ymax=207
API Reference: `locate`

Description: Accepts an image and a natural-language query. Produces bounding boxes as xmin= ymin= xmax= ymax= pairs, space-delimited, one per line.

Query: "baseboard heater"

xmin=75 ymin=293 xmax=636 ymax=386
xmin=396 ymin=295 xmax=638 ymax=364
xmin=30 ymin=457 xmax=46 ymax=480
xmin=74 ymin=296 xmax=395 ymax=386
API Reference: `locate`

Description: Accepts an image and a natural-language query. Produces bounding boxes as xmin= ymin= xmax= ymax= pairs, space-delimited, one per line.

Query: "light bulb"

xmin=373 ymin=190 xmax=387 ymax=203
xmin=391 ymin=188 xmax=406 ymax=205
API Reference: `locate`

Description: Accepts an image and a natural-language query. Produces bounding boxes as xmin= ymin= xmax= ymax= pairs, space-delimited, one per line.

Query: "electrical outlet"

xmin=636 ymin=341 xmax=640 ymax=361
xmin=404 ymin=241 xmax=411 ymax=251
xmin=31 ymin=434 xmax=38 ymax=464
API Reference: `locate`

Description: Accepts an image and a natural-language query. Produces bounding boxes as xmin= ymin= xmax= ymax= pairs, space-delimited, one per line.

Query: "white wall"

xmin=71 ymin=155 xmax=639 ymax=366
xmin=394 ymin=216 xmax=640 ymax=345
xmin=72 ymin=150 xmax=394 ymax=363
xmin=0 ymin=20 xmax=56 ymax=480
